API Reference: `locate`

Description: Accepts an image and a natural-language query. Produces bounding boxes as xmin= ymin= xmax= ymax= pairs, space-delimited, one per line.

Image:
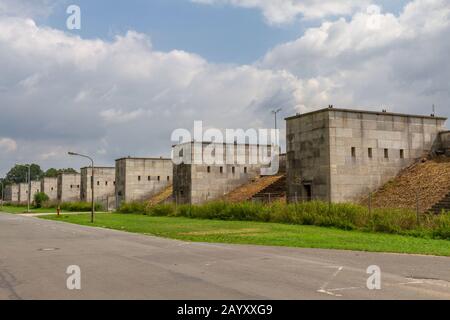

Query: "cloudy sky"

xmin=0 ymin=0 xmax=449 ymax=175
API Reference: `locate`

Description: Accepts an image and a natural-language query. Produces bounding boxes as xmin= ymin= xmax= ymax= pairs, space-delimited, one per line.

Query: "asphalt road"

xmin=0 ymin=212 xmax=449 ymax=300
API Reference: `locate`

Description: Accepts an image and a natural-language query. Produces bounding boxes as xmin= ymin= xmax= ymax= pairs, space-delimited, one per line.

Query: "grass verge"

xmin=41 ymin=213 xmax=450 ymax=256
xmin=118 ymin=201 xmax=450 ymax=240
xmin=0 ymin=205 xmax=62 ymax=214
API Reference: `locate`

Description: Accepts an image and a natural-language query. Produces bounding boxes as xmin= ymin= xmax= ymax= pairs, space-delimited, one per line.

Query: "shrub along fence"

xmin=118 ymin=200 xmax=450 ymax=240
xmin=41 ymin=201 xmax=104 ymax=212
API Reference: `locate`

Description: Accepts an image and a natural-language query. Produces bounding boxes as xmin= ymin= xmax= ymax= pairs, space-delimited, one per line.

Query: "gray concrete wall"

xmin=329 ymin=110 xmax=446 ymax=202
xmin=173 ymin=163 xmax=192 ymax=205
xmin=173 ymin=142 xmax=266 ymax=204
xmin=80 ymin=167 xmax=115 ymax=203
xmin=440 ymin=131 xmax=450 ymax=156
xmin=18 ymin=181 xmax=41 ymax=204
xmin=4 ymin=184 xmax=19 ymax=203
xmin=279 ymin=153 xmax=287 ymax=173
xmin=57 ymin=173 xmax=81 ymax=203
xmin=41 ymin=177 xmax=58 ymax=201
xmin=115 ymin=158 xmax=173 ymax=207
xmin=286 ymin=108 xmax=447 ymax=203
xmin=286 ymin=111 xmax=331 ymax=202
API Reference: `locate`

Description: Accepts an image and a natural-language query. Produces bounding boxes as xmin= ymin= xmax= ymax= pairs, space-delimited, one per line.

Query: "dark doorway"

xmin=303 ymin=184 xmax=312 ymax=201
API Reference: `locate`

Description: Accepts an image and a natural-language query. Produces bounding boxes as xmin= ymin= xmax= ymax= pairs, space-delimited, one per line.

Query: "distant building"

xmin=4 ymin=184 xmax=19 ymax=203
xmin=115 ymin=157 xmax=173 ymax=207
xmin=80 ymin=167 xmax=115 ymax=208
xmin=41 ymin=177 xmax=58 ymax=201
xmin=286 ymin=108 xmax=447 ymax=203
xmin=57 ymin=173 xmax=81 ymax=203
xmin=173 ymin=142 xmax=274 ymax=204
xmin=18 ymin=181 xmax=41 ymax=204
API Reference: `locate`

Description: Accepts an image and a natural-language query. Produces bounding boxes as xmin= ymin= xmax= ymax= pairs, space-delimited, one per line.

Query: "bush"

xmin=60 ymin=202 xmax=103 ymax=212
xmin=39 ymin=201 xmax=103 ymax=212
xmin=119 ymin=202 xmax=143 ymax=214
xmin=116 ymin=200 xmax=450 ymax=240
xmin=34 ymin=192 xmax=49 ymax=208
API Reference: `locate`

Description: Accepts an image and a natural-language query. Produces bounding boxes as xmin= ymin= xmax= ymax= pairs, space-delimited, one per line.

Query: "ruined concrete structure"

xmin=173 ymin=142 xmax=273 ymax=204
xmin=115 ymin=157 xmax=173 ymax=207
xmin=18 ymin=181 xmax=41 ymax=204
xmin=57 ymin=173 xmax=81 ymax=202
xmin=41 ymin=177 xmax=58 ymax=201
xmin=286 ymin=108 xmax=447 ymax=203
xmin=80 ymin=167 xmax=115 ymax=204
xmin=4 ymin=184 xmax=19 ymax=203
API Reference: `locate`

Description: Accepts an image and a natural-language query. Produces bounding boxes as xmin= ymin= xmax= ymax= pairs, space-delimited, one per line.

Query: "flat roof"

xmin=80 ymin=166 xmax=115 ymax=170
xmin=172 ymin=141 xmax=273 ymax=148
xmin=285 ymin=107 xmax=447 ymax=121
xmin=115 ymin=157 xmax=171 ymax=162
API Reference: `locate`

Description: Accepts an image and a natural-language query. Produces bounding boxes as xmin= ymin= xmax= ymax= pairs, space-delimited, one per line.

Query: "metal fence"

xmin=250 ymin=190 xmax=445 ymax=216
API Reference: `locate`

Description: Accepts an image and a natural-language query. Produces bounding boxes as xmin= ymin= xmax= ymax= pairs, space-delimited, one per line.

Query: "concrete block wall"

xmin=286 ymin=108 xmax=447 ymax=203
xmin=18 ymin=181 xmax=41 ymax=204
xmin=173 ymin=142 xmax=268 ymax=204
xmin=80 ymin=167 xmax=115 ymax=203
xmin=440 ymin=131 xmax=450 ymax=156
xmin=4 ymin=184 xmax=19 ymax=203
xmin=286 ymin=111 xmax=331 ymax=202
xmin=329 ymin=110 xmax=446 ymax=202
xmin=57 ymin=173 xmax=81 ymax=203
xmin=115 ymin=158 xmax=173 ymax=207
xmin=41 ymin=177 xmax=58 ymax=201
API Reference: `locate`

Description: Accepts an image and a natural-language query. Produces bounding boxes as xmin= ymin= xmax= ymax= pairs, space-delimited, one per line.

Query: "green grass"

xmin=41 ymin=213 xmax=450 ymax=256
xmin=117 ymin=201 xmax=450 ymax=240
xmin=0 ymin=205 xmax=63 ymax=214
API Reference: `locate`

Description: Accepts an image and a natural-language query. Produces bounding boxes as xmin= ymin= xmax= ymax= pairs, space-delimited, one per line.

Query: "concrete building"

xmin=115 ymin=157 xmax=173 ymax=207
xmin=41 ymin=177 xmax=58 ymax=201
xmin=173 ymin=142 xmax=273 ymax=204
xmin=4 ymin=184 xmax=19 ymax=203
xmin=57 ymin=173 xmax=81 ymax=203
xmin=439 ymin=131 xmax=450 ymax=156
xmin=81 ymin=167 xmax=115 ymax=208
xmin=18 ymin=181 xmax=41 ymax=204
xmin=286 ymin=108 xmax=447 ymax=203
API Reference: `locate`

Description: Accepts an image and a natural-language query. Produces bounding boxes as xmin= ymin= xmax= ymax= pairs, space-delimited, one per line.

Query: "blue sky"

xmin=43 ymin=0 xmax=409 ymax=64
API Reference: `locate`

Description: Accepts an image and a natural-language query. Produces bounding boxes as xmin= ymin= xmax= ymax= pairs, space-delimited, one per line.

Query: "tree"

xmin=5 ymin=164 xmax=43 ymax=184
xmin=34 ymin=192 xmax=49 ymax=208
xmin=44 ymin=168 xmax=59 ymax=178
xmin=60 ymin=168 xmax=78 ymax=174
xmin=44 ymin=168 xmax=78 ymax=177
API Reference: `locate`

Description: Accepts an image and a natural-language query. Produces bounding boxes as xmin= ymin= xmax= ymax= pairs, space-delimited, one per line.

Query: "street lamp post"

xmin=271 ymin=108 xmax=282 ymax=152
xmin=68 ymin=152 xmax=95 ymax=223
xmin=1 ymin=180 xmax=4 ymax=211
xmin=26 ymin=165 xmax=31 ymax=213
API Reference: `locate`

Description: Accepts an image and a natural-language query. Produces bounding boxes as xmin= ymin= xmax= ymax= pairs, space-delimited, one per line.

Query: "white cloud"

xmin=0 ymin=15 xmax=308 ymax=174
xmin=0 ymin=0 xmax=448 ymax=176
xmin=259 ymin=0 xmax=450 ymax=115
xmin=100 ymin=108 xmax=149 ymax=124
xmin=191 ymin=0 xmax=371 ymax=24
xmin=0 ymin=137 xmax=17 ymax=152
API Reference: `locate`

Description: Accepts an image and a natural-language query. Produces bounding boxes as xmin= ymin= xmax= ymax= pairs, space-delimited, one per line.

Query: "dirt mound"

xmin=147 ymin=185 xmax=173 ymax=206
xmin=222 ymin=175 xmax=285 ymax=203
xmin=362 ymin=156 xmax=450 ymax=212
